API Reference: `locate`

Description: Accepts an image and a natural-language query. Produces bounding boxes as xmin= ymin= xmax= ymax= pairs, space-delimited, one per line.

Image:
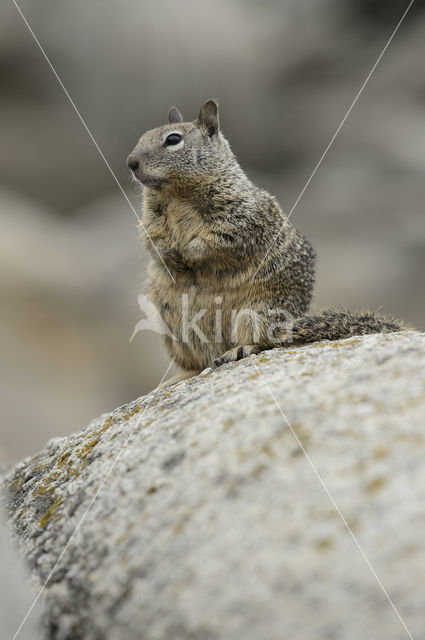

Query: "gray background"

xmin=1 ymin=0 xmax=424 ymax=461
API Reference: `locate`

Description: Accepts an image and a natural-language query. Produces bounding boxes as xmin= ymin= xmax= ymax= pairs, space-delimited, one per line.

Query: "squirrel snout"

xmin=126 ymin=154 xmax=140 ymax=171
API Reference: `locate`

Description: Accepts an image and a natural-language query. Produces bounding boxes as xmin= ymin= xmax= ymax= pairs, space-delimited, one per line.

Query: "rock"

xmin=0 ymin=516 xmax=43 ymax=640
xmin=3 ymin=331 xmax=425 ymax=639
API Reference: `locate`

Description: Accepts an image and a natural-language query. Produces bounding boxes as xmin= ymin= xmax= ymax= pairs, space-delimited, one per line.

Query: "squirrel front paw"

xmin=152 ymin=240 xmax=189 ymax=272
xmin=162 ymin=247 xmax=190 ymax=272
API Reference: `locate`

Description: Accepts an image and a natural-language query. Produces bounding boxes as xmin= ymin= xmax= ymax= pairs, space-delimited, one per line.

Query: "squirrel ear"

xmin=197 ymin=100 xmax=219 ymax=137
xmin=167 ymin=106 xmax=183 ymax=124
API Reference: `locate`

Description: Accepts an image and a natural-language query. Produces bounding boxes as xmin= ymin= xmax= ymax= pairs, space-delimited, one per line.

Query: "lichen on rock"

xmin=3 ymin=331 xmax=425 ymax=639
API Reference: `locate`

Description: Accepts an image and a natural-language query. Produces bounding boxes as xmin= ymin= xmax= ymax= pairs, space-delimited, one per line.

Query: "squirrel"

xmin=127 ymin=100 xmax=404 ymax=386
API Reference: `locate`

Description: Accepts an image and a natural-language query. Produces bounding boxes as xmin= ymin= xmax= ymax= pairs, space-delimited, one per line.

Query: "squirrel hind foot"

xmin=212 ymin=345 xmax=264 ymax=369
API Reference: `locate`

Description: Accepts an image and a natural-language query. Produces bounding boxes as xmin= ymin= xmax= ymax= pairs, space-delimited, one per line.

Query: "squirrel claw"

xmin=212 ymin=345 xmax=263 ymax=368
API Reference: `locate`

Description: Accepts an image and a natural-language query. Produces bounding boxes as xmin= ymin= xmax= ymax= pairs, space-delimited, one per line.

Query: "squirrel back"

xmin=127 ymin=100 xmax=404 ymax=376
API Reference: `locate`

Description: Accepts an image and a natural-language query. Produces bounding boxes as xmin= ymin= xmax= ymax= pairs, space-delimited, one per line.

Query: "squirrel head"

xmin=127 ymin=100 xmax=234 ymax=190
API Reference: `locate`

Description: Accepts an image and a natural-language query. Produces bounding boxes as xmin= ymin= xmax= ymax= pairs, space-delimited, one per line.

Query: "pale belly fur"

xmin=150 ymin=266 xmax=266 ymax=370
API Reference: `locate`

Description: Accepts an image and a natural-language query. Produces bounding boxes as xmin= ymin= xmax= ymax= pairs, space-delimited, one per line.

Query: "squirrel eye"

xmin=164 ymin=133 xmax=182 ymax=146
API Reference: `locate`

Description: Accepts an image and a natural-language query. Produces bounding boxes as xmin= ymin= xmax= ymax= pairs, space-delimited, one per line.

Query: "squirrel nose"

xmin=126 ymin=154 xmax=139 ymax=171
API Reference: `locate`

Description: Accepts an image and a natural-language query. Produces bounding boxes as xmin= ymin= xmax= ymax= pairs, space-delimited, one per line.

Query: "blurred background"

xmin=1 ymin=0 xmax=424 ymax=462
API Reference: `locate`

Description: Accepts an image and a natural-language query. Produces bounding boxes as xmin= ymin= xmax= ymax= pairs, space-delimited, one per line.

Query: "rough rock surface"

xmin=0 ymin=516 xmax=43 ymax=640
xmin=4 ymin=331 xmax=425 ymax=640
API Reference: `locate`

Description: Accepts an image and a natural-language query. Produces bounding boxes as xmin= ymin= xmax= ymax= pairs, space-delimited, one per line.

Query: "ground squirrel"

xmin=127 ymin=100 xmax=403 ymax=385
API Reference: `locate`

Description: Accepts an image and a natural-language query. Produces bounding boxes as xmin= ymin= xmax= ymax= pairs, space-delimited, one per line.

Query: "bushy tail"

xmin=288 ymin=309 xmax=405 ymax=346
